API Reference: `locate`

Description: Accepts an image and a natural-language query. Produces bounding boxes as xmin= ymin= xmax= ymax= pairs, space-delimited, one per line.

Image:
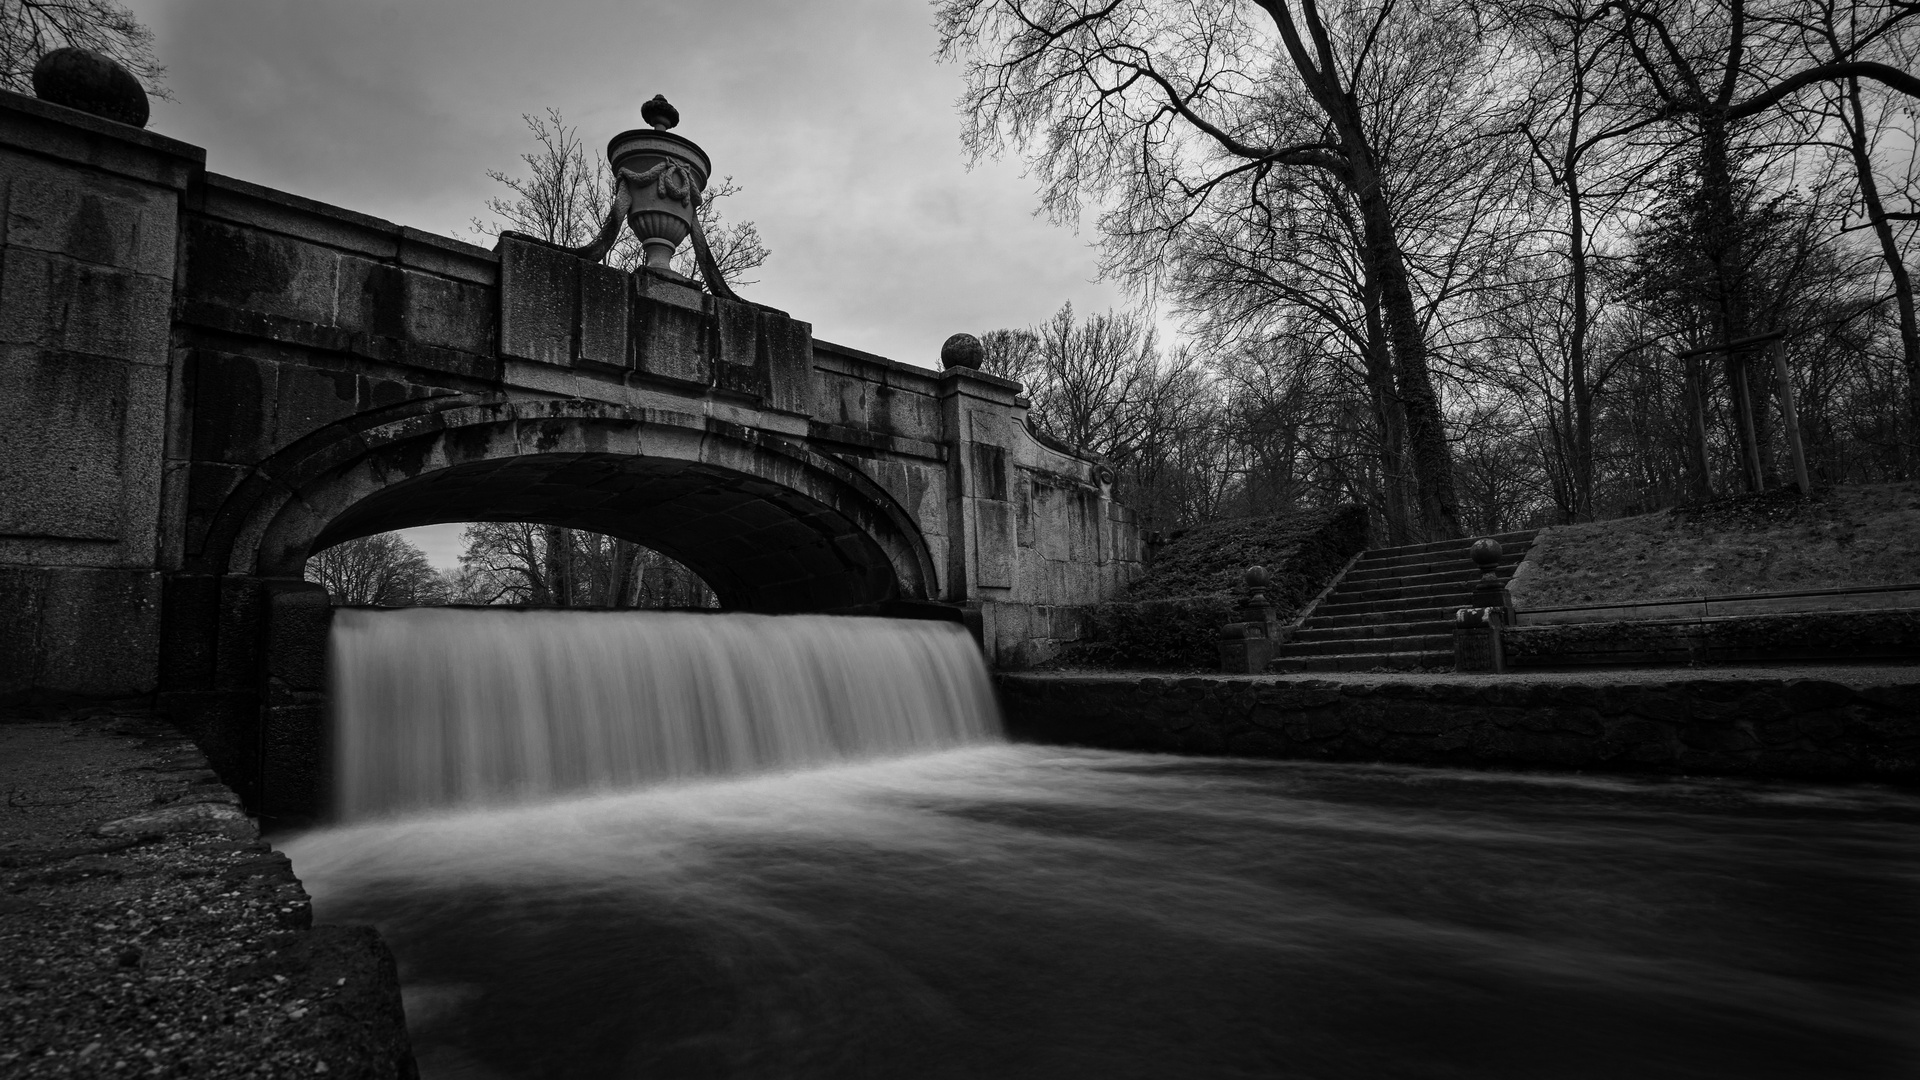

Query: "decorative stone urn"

xmin=1219 ymin=565 xmax=1280 ymax=674
xmin=607 ymin=95 xmax=712 ymax=269
xmin=1469 ymin=536 xmax=1508 ymax=613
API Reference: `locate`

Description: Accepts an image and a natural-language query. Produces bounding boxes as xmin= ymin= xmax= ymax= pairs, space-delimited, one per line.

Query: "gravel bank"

xmin=0 ymin=705 xmax=414 ymax=1078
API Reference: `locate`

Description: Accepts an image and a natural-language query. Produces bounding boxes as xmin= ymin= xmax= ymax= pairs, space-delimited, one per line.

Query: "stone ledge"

xmin=197 ymin=173 xmax=496 ymax=284
xmin=808 ymin=420 xmax=947 ymax=462
xmin=0 ymin=89 xmax=203 ymax=190
xmin=997 ymin=668 xmax=1920 ymax=785
xmin=179 ymin=300 xmax=499 ymax=384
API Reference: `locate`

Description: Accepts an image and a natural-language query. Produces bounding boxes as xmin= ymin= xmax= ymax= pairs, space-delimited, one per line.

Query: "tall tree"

xmin=1600 ymin=0 xmax=1920 ymax=484
xmin=938 ymin=0 xmax=1490 ymax=537
xmin=1496 ymin=0 xmax=1673 ymax=517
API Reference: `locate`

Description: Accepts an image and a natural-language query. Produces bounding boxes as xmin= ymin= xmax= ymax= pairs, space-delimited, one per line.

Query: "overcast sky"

xmin=124 ymin=0 xmax=1138 ymax=566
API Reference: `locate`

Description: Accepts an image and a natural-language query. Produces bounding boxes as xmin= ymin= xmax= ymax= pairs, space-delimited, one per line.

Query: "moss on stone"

xmin=1069 ymin=505 xmax=1370 ymax=670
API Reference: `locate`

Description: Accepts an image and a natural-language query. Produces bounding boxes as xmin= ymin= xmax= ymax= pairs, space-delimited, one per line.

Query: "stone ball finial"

xmin=1244 ymin=565 xmax=1271 ymax=590
xmin=32 ymin=48 xmax=149 ymax=128
xmin=1469 ymin=537 xmax=1503 ymax=570
xmin=940 ymin=333 xmax=985 ymax=370
xmin=641 ymin=94 xmax=680 ymax=131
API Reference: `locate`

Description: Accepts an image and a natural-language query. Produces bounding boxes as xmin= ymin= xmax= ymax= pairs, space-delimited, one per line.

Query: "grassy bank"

xmin=1510 ymin=482 xmax=1920 ymax=608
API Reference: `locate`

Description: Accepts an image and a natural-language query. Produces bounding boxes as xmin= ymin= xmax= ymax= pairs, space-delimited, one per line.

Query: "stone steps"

xmin=1270 ymin=649 xmax=1457 ymax=673
xmin=1353 ymin=530 xmax=1538 ymax=561
xmin=1269 ymin=529 xmax=1538 ymax=672
xmin=1291 ymin=619 xmax=1455 ymax=643
xmin=1343 ymin=551 xmax=1526 ymax=582
xmin=1319 ymin=583 xmax=1482 ymax=611
xmin=1310 ymin=605 xmax=1463 ymax=630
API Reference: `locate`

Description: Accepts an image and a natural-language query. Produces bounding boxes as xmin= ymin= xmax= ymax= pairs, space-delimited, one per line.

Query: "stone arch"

xmin=210 ymin=397 xmax=937 ymax=611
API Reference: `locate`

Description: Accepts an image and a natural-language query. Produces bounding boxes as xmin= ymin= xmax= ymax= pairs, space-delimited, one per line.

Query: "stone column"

xmin=936 ymin=339 xmax=1025 ymax=660
xmin=0 ymin=88 xmax=203 ymax=700
xmin=1218 ymin=566 xmax=1278 ymax=674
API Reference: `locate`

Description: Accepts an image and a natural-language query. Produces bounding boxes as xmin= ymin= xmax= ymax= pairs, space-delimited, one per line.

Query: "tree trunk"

xmin=541 ymin=525 xmax=573 ymax=607
xmin=1844 ymin=77 xmax=1920 ymax=474
xmin=1697 ymin=120 xmax=1765 ymax=491
xmin=608 ymin=539 xmax=640 ymax=609
xmin=1348 ymin=142 xmax=1462 ymax=539
xmin=1566 ymin=170 xmax=1595 ymax=521
xmin=1361 ymin=255 xmax=1415 ymax=544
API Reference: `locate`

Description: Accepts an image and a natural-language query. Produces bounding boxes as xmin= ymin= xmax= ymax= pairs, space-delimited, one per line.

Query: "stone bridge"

xmin=0 ymin=89 xmax=1142 ymax=815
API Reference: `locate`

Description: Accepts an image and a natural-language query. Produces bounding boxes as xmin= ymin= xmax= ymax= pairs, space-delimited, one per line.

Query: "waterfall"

xmin=328 ymin=608 xmax=1000 ymax=820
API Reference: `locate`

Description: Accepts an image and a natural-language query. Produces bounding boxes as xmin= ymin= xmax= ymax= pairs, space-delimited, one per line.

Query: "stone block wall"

xmin=997 ymin=672 xmax=1920 ymax=784
xmin=1504 ymin=610 xmax=1920 ymax=668
xmin=0 ymin=91 xmax=201 ymax=698
xmin=807 ymin=342 xmax=1144 ymax=665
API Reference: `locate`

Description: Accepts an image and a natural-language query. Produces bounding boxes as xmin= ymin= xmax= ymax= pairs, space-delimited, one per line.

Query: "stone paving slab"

xmin=0 ymin=705 xmax=413 ymax=1078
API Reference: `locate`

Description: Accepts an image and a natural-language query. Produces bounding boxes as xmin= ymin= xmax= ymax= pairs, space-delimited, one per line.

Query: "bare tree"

xmin=1599 ymin=0 xmax=1920 ymax=483
xmin=938 ymin=0 xmax=1498 ymax=537
xmin=979 ymin=327 xmax=1043 ymax=387
xmin=305 ymin=533 xmax=444 ymax=606
xmin=0 ymin=0 xmax=166 ymax=96
xmin=455 ymin=522 xmax=715 ymax=609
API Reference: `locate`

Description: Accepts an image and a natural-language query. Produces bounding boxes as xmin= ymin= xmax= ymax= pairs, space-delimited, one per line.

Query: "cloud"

xmin=126 ymin=0 xmax=1137 ymax=366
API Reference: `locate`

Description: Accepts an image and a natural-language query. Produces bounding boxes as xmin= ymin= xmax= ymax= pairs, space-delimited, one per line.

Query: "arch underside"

xmin=233 ymin=400 xmax=935 ymax=613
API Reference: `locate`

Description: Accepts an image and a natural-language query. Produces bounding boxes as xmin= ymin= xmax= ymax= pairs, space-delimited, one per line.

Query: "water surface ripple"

xmin=285 ymin=748 xmax=1920 ymax=1079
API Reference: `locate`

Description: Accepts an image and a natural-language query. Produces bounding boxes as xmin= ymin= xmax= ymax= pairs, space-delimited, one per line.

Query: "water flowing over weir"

xmin=329 ymin=609 xmax=999 ymax=819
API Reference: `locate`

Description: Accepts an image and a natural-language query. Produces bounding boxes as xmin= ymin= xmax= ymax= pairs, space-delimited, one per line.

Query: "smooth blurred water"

xmin=286 ymin=747 xmax=1920 ymax=1080
xmin=329 ymin=609 xmax=999 ymax=819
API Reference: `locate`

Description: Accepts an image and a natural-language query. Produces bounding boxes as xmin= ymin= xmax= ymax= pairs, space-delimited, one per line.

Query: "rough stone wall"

xmin=807 ymin=340 xmax=1144 ymax=665
xmin=1504 ymin=609 xmax=1920 ymax=668
xmin=159 ymin=175 xmax=506 ymax=804
xmin=942 ymin=371 xmax=1142 ymax=666
xmin=998 ymin=672 xmax=1920 ymax=784
xmin=0 ymin=92 xmax=201 ymax=699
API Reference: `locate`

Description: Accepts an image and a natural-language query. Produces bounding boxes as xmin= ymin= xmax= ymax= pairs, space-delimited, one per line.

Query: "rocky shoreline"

xmin=0 ymin=705 xmax=414 ymax=1078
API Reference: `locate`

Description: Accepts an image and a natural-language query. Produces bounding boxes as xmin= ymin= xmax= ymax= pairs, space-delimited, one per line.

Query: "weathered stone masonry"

xmin=998 ymin=672 xmax=1920 ymax=784
xmin=0 ymin=89 xmax=1144 ymax=817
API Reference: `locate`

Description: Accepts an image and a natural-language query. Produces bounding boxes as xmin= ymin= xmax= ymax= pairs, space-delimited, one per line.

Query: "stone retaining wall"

xmin=996 ymin=671 xmax=1920 ymax=784
xmin=1504 ymin=609 xmax=1920 ymax=668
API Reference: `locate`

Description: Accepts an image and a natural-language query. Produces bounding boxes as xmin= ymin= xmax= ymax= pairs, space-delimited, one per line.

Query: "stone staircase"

xmin=1270 ymin=530 xmax=1538 ymax=672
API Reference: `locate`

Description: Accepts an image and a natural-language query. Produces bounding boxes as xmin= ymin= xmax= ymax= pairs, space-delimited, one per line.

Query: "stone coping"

xmin=0 ymin=88 xmax=204 ymax=187
xmin=198 ymin=171 xmax=498 ymax=285
xmin=1008 ymin=664 xmax=1920 ymax=687
xmin=996 ymin=667 xmax=1920 ymax=785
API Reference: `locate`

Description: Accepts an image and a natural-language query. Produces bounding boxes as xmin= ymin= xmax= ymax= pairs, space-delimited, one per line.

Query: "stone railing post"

xmin=1453 ymin=606 xmax=1506 ymax=673
xmin=1456 ymin=537 xmax=1510 ymax=673
xmin=1218 ymin=565 xmax=1278 ymax=674
xmin=1469 ymin=536 xmax=1510 ymax=619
